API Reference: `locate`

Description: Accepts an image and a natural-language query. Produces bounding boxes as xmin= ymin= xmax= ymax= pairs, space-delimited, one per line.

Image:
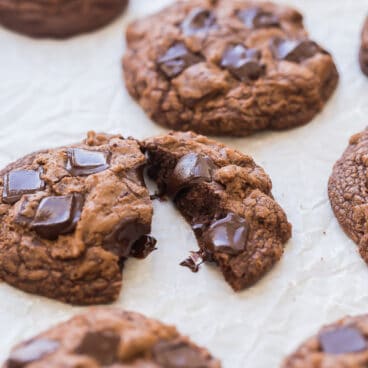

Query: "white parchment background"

xmin=0 ymin=0 xmax=367 ymax=366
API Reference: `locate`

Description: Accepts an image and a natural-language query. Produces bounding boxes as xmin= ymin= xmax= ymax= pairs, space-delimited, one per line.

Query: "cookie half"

xmin=3 ymin=308 xmax=221 ymax=367
xmin=282 ymin=314 xmax=368 ymax=367
xmin=0 ymin=132 xmax=155 ymax=305
xmin=360 ymin=17 xmax=368 ymax=76
xmin=0 ymin=0 xmax=128 ymax=38
xmin=123 ymin=0 xmax=338 ymax=136
xmin=328 ymin=129 xmax=368 ymax=264
xmin=143 ymin=131 xmax=291 ymax=290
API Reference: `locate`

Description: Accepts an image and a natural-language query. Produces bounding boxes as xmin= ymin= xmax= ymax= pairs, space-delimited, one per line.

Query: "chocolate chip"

xmin=104 ymin=217 xmax=152 ymax=258
xmin=167 ymin=153 xmax=216 ymax=197
xmin=158 ymin=43 xmax=203 ymax=78
xmin=238 ymin=7 xmax=280 ymax=29
xmin=271 ymin=38 xmax=321 ymax=63
xmin=153 ymin=341 xmax=209 ymax=368
xmin=206 ymin=213 xmax=249 ymax=255
xmin=7 ymin=339 xmax=59 ymax=368
xmin=221 ymin=45 xmax=264 ymax=81
xmin=2 ymin=169 xmax=44 ymax=204
xmin=180 ymin=251 xmax=207 ymax=273
xmin=31 ymin=194 xmax=84 ymax=240
xmin=66 ymin=148 xmax=109 ymax=176
xmin=75 ymin=331 xmax=120 ymax=365
xmin=181 ymin=8 xmax=216 ymax=36
xmin=130 ymin=235 xmax=157 ymax=259
xmin=319 ymin=326 xmax=367 ymax=355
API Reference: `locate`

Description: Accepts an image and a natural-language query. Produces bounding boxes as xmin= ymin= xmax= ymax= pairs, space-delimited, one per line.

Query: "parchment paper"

xmin=0 ymin=1 xmax=367 ymax=366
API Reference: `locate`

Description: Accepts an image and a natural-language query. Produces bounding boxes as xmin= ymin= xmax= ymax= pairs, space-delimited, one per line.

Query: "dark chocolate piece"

xmin=130 ymin=235 xmax=157 ymax=259
xmin=221 ymin=45 xmax=264 ymax=81
xmin=2 ymin=169 xmax=44 ymax=204
xmin=158 ymin=43 xmax=203 ymax=78
xmin=238 ymin=7 xmax=280 ymax=29
xmin=319 ymin=326 xmax=367 ymax=355
xmin=75 ymin=331 xmax=120 ymax=365
xmin=181 ymin=8 xmax=216 ymax=36
xmin=271 ymin=38 xmax=321 ymax=63
xmin=7 ymin=339 xmax=59 ymax=368
xmin=206 ymin=213 xmax=249 ymax=255
xmin=168 ymin=153 xmax=215 ymax=196
xmin=31 ymin=194 xmax=84 ymax=240
xmin=180 ymin=251 xmax=206 ymax=272
xmin=66 ymin=148 xmax=109 ymax=176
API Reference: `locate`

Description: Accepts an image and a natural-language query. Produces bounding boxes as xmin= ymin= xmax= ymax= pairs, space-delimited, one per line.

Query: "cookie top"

xmin=0 ymin=0 xmax=128 ymax=38
xmin=3 ymin=308 xmax=221 ymax=368
xmin=282 ymin=314 xmax=368 ymax=367
xmin=143 ymin=131 xmax=291 ymax=290
xmin=328 ymin=129 xmax=368 ymax=264
xmin=123 ymin=0 xmax=338 ymax=136
xmin=360 ymin=17 xmax=368 ymax=76
xmin=0 ymin=132 xmax=155 ymax=305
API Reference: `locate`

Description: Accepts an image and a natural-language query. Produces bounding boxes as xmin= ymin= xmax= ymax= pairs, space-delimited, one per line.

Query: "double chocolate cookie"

xmin=329 ymin=129 xmax=368 ymax=264
xmin=123 ymin=0 xmax=338 ymax=136
xmin=0 ymin=132 xmax=155 ymax=305
xmin=282 ymin=314 xmax=368 ymax=367
xmin=143 ymin=131 xmax=291 ymax=291
xmin=360 ymin=17 xmax=368 ymax=76
xmin=3 ymin=308 xmax=221 ymax=367
xmin=0 ymin=0 xmax=128 ymax=38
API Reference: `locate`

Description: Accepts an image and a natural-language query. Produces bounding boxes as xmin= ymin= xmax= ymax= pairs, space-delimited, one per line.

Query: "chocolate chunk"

xmin=66 ymin=148 xmax=109 ymax=176
xmin=180 ymin=251 xmax=206 ymax=272
xmin=167 ymin=153 xmax=216 ymax=197
xmin=31 ymin=194 xmax=84 ymax=240
xmin=271 ymin=38 xmax=321 ymax=63
xmin=158 ymin=43 xmax=203 ymax=78
xmin=7 ymin=339 xmax=59 ymax=368
xmin=104 ymin=217 xmax=152 ymax=258
xmin=2 ymin=169 xmax=44 ymax=204
xmin=206 ymin=213 xmax=249 ymax=255
xmin=221 ymin=45 xmax=265 ymax=81
xmin=130 ymin=235 xmax=157 ymax=259
xmin=181 ymin=8 xmax=216 ymax=36
xmin=238 ymin=7 xmax=280 ymax=29
xmin=75 ymin=331 xmax=120 ymax=365
xmin=319 ymin=326 xmax=367 ymax=355
xmin=153 ymin=341 xmax=209 ymax=368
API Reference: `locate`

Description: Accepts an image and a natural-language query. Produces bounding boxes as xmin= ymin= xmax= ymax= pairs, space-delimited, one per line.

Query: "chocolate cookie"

xmin=123 ymin=0 xmax=338 ymax=136
xmin=0 ymin=0 xmax=128 ymax=38
xmin=0 ymin=132 xmax=155 ymax=305
xmin=282 ymin=314 xmax=368 ymax=367
xmin=3 ymin=308 xmax=221 ymax=367
xmin=328 ymin=129 xmax=368 ymax=264
xmin=143 ymin=131 xmax=292 ymax=290
xmin=360 ymin=17 xmax=368 ymax=76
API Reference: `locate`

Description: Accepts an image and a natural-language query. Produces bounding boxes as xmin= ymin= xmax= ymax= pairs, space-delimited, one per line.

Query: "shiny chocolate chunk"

xmin=181 ymin=8 xmax=216 ymax=36
xmin=66 ymin=148 xmax=109 ymax=176
xmin=130 ymin=235 xmax=157 ymax=259
xmin=153 ymin=341 xmax=209 ymax=368
xmin=7 ymin=339 xmax=59 ymax=368
xmin=2 ymin=169 xmax=44 ymax=204
xmin=221 ymin=45 xmax=264 ymax=81
xmin=158 ymin=43 xmax=203 ymax=78
xmin=75 ymin=331 xmax=120 ymax=365
xmin=206 ymin=213 xmax=249 ymax=255
xmin=238 ymin=7 xmax=280 ymax=29
xmin=319 ymin=326 xmax=367 ymax=355
xmin=167 ymin=153 xmax=216 ymax=197
xmin=180 ymin=251 xmax=206 ymax=273
xmin=104 ymin=217 xmax=152 ymax=258
xmin=31 ymin=194 xmax=84 ymax=240
xmin=271 ymin=38 xmax=321 ymax=63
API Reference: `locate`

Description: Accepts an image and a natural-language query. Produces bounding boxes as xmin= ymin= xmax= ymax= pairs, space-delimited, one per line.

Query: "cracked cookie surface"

xmin=0 ymin=0 xmax=128 ymax=38
xmin=123 ymin=0 xmax=338 ymax=136
xmin=143 ymin=131 xmax=291 ymax=290
xmin=3 ymin=308 xmax=221 ymax=368
xmin=329 ymin=129 xmax=368 ymax=265
xmin=360 ymin=17 xmax=368 ymax=76
xmin=0 ymin=132 xmax=155 ymax=305
xmin=282 ymin=314 xmax=368 ymax=368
